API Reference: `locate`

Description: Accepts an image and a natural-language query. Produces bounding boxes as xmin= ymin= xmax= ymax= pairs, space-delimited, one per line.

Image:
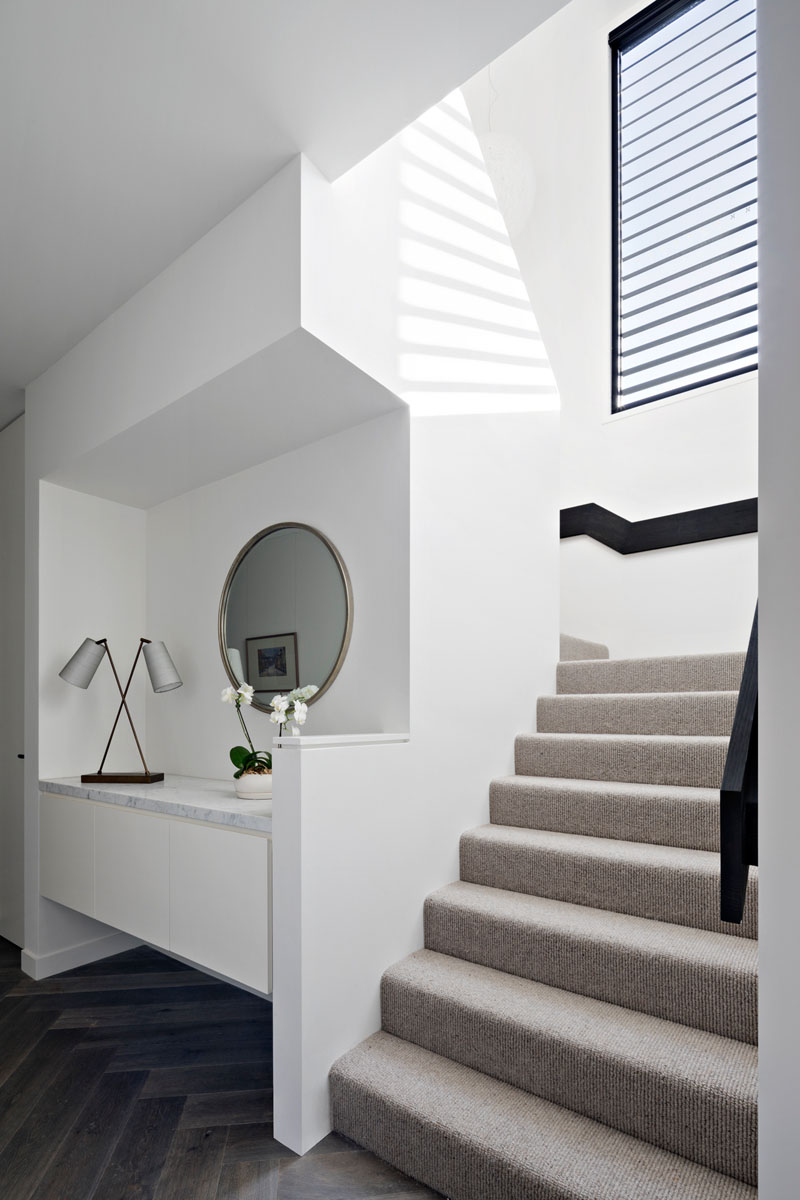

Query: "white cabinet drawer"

xmin=40 ymin=792 xmax=94 ymax=916
xmin=170 ymin=821 xmax=271 ymax=994
xmin=94 ymin=804 xmax=170 ymax=947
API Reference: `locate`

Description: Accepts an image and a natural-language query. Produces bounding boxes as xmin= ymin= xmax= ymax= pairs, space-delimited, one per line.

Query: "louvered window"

xmin=610 ymin=0 xmax=758 ymax=411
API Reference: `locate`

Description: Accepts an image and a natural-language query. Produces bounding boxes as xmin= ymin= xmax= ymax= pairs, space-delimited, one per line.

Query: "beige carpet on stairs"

xmin=330 ymin=646 xmax=758 ymax=1200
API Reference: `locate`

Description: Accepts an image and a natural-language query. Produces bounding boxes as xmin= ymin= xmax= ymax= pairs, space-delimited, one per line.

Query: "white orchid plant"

xmin=268 ymin=685 xmax=319 ymax=736
xmin=221 ymin=683 xmax=272 ymax=779
xmin=221 ymin=681 xmax=320 ymax=777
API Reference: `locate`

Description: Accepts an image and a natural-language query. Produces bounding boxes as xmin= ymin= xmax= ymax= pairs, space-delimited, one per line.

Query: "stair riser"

xmin=381 ymin=978 xmax=757 ymax=1184
xmin=515 ymin=734 xmax=727 ymax=787
xmin=557 ymin=654 xmax=745 ymax=695
xmin=424 ymin=898 xmax=757 ymax=1043
xmin=537 ymin=693 xmax=737 ymax=737
xmin=490 ymin=780 xmax=718 ymax=851
xmin=459 ymin=836 xmax=758 ymax=939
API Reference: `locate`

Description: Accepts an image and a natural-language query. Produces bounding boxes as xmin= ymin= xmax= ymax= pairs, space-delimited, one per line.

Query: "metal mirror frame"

xmin=218 ymin=522 xmax=354 ymax=713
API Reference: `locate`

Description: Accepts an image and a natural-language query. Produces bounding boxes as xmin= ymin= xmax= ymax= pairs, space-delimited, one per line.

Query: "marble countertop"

xmin=39 ymin=774 xmax=272 ymax=834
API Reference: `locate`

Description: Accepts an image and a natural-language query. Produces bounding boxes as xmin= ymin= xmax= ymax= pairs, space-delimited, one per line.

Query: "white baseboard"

xmin=21 ymin=931 xmax=142 ymax=980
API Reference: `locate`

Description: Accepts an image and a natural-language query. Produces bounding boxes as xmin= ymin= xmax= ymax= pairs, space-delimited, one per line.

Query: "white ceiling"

xmin=0 ymin=0 xmax=567 ymax=431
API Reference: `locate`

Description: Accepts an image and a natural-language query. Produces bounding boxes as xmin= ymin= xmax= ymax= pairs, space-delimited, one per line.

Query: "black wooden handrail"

xmin=560 ymin=498 xmax=758 ymax=554
xmin=720 ymin=604 xmax=758 ymax=924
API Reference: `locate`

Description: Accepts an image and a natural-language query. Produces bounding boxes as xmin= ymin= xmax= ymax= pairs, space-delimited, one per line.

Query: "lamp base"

xmin=81 ymin=772 xmax=165 ymax=784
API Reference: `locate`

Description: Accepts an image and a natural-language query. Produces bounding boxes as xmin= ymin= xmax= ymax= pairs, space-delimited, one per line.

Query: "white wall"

xmin=302 ymin=91 xmax=559 ymax=418
xmin=0 ymin=416 xmax=25 ymax=945
xmin=39 ymin=484 xmax=147 ymax=779
xmin=758 ymin=1 xmax=800 ymax=1195
xmin=145 ymin=411 xmax=410 ymax=778
xmin=464 ymin=0 xmax=758 ymax=656
xmin=561 ymin=535 xmax=758 ymax=658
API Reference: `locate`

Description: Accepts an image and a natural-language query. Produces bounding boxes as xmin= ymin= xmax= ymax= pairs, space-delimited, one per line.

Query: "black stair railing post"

xmin=720 ymin=604 xmax=758 ymax=924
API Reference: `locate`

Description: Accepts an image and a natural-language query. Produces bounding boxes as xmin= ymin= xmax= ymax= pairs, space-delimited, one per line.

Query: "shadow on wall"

xmin=396 ymin=90 xmax=559 ymax=417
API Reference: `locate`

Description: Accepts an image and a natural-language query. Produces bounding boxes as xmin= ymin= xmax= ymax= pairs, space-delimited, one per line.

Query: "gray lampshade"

xmin=143 ymin=641 xmax=183 ymax=693
xmin=59 ymin=638 xmax=107 ymax=689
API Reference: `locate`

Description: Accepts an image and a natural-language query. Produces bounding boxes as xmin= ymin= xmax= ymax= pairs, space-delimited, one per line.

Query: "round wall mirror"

xmin=219 ymin=523 xmax=353 ymax=713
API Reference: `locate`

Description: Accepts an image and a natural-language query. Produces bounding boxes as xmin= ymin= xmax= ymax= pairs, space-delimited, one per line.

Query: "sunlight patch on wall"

xmin=398 ymin=89 xmax=558 ymax=417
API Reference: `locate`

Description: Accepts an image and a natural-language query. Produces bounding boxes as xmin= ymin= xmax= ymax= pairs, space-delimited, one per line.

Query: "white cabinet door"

xmin=39 ymin=792 xmax=94 ymax=916
xmin=170 ymin=821 xmax=271 ymax=993
xmin=94 ymin=805 xmax=170 ymax=947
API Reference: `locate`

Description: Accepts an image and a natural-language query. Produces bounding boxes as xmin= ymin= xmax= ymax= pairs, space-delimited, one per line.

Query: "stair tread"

xmin=427 ymin=881 xmax=758 ymax=971
xmin=557 ymin=652 xmax=745 ymax=695
xmin=560 ymin=633 xmax=609 ymax=661
xmin=384 ymin=948 xmax=756 ymax=1090
xmin=331 ymin=1032 xmax=757 ymax=1200
xmin=493 ymin=774 xmax=719 ymax=800
xmin=424 ymin=882 xmax=758 ymax=1044
xmin=567 ymin=653 xmax=744 ymax=666
xmin=490 ymin=775 xmax=720 ymax=851
xmin=515 ymin=732 xmax=728 ymax=788
xmin=459 ymin=825 xmax=758 ymax=939
xmin=542 ymin=690 xmax=740 ymax=699
xmin=537 ymin=692 xmax=738 ymax=736
xmin=463 ymin=822 xmax=724 ymax=871
xmin=383 ymin=949 xmax=757 ymax=1181
xmin=517 ymin=731 xmax=730 ymax=745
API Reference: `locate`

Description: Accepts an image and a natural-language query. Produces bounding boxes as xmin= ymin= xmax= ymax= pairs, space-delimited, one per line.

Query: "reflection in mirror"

xmin=219 ymin=524 xmax=352 ymax=714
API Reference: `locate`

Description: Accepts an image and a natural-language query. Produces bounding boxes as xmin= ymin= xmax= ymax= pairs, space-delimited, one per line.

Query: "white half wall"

xmin=145 ymin=410 xmax=410 ymax=776
xmin=0 ymin=416 xmax=25 ymax=945
xmin=273 ymin=409 xmax=560 ymax=1154
xmin=464 ymin=0 xmax=758 ymax=654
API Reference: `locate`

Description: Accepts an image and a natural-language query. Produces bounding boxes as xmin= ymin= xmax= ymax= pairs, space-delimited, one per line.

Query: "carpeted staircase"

xmin=330 ymin=638 xmax=758 ymax=1200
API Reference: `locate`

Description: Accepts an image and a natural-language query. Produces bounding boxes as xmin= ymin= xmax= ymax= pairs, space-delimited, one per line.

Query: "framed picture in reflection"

xmin=246 ymin=632 xmax=299 ymax=695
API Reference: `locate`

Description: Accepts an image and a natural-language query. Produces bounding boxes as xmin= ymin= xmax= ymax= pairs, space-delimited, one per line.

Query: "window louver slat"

xmin=620 ymin=0 xmax=742 ymax=77
xmin=611 ymin=0 xmax=758 ymax=410
xmin=620 ymin=8 xmax=753 ymax=93
xmin=622 ymin=71 xmax=756 ymax=150
xmin=623 ymin=92 xmax=755 ymax=168
xmin=623 ymin=219 xmax=756 ymax=280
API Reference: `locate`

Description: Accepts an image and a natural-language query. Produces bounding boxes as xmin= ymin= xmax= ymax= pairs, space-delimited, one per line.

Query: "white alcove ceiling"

xmin=47 ymin=328 xmax=403 ymax=510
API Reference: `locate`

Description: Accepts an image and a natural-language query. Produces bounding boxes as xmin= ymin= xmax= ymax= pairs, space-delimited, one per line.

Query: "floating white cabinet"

xmin=39 ymin=792 xmax=94 ymax=916
xmin=39 ymin=792 xmax=271 ymax=993
xmin=94 ymin=805 xmax=171 ymax=948
xmin=170 ymin=821 xmax=271 ymax=994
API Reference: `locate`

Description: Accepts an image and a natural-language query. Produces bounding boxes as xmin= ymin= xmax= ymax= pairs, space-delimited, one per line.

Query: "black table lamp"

xmin=59 ymin=637 xmax=182 ymax=784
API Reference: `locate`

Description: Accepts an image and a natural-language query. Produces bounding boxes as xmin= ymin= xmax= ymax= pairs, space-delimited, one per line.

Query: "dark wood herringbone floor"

xmin=0 ymin=937 xmax=442 ymax=1200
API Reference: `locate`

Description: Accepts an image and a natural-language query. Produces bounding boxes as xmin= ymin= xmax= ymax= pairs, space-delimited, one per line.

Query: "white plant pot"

xmin=234 ymin=772 xmax=273 ymax=800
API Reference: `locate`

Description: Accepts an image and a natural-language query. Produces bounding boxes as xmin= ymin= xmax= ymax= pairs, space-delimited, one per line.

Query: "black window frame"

xmin=609 ymin=0 xmax=758 ymax=413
